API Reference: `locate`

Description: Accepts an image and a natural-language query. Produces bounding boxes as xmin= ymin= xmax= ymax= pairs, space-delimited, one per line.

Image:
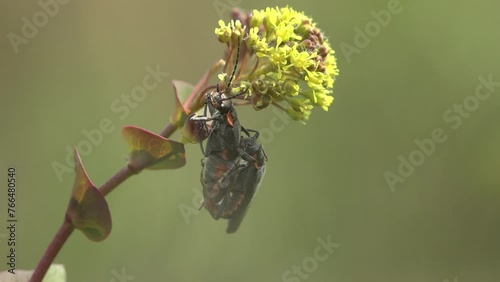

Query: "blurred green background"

xmin=1 ymin=0 xmax=500 ymax=281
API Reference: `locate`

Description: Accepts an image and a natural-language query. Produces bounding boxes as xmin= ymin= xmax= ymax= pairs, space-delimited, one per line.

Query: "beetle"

xmin=201 ymin=128 xmax=267 ymax=233
xmin=190 ymin=70 xmax=247 ymax=220
xmin=190 ymin=39 xmax=267 ymax=233
xmin=225 ymin=129 xmax=267 ymax=233
xmin=190 ymin=37 xmax=244 ymax=158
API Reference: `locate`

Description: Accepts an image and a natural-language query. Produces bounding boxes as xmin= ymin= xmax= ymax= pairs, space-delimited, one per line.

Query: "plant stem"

xmin=30 ymin=219 xmax=74 ymax=282
xmin=30 ymin=61 xmax=224 ymax=281
xmin=30 ymin=127 xmax=174 ymax=281
xmin=160 ymin=123 xmax=178 ymax=138
xmin=99 ymin=167 xmax=136 ymax=196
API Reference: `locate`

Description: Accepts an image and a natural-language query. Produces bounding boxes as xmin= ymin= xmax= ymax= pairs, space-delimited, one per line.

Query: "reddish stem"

xmin=159 ymin=122 xmax=179 ymax=138
xmin=99 ymin=167 xmax=135 ymax=196
xmin=29 ymin=219 xmax=74 ymax=282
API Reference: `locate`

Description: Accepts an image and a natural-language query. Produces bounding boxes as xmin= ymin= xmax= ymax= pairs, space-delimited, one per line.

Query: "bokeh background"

xmin=2 ymin=0 xmax=500 ymax=281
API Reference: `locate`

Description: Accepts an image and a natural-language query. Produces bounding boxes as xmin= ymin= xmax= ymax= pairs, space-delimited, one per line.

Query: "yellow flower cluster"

xmin=214 ymin=6 xmax=339 ymax=121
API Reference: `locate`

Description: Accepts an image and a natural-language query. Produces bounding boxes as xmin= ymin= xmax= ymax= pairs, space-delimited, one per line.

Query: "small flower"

xmin=247 ymin=27 xmax=271 ymax=56
xmin=262 ymin=7 xmax=279 ymax=34
xmin=249 ymin=9 xmax=264 ymax=28
xmin=290 ymin=45 xmax=316 ymax=71
xmin=214 ymin=6 xmax=339 ymax=121
xmin=315 ymin=91 xmax=334 ymax=111
xmin=214 ymin=20 xmax=232 ymax=43
xmin=283 ymin=80 xmax=299 ymax=96
xmin=215 ymin=19 xmax=245 ymax=44
xmin=266 ymin=45 xmax=291 ymax=78
xmin=305 ymin=70 xmax=325 ymax=91
xmin=275 ymin=21 xmax=302 ymax=46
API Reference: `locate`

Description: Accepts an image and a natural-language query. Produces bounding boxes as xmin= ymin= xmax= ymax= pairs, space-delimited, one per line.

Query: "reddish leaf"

xmin=169 ymin=80 xmax=193 ymax=127
xmin=66 ymin=149 xmax=112 ymax=242
xmin=173 ymin=80 xmax=194 ymax=106
xmin=122 ymin=125 xmax=186 ymax=170
xmin=185 ymin=60 xmax=225 ymax=113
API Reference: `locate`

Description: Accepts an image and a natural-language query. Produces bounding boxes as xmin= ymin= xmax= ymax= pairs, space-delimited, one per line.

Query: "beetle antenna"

xmin=225 ymin=37 xmax=240 ymax=92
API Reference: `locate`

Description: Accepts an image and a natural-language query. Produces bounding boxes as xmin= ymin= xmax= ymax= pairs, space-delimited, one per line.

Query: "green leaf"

xmin=66 ymin=149 xmax=112 ymax=242
xmin=122 ymin=126 xmax=186 ymax=170
xmin=42 ymin=264 xmax=66 ymax=282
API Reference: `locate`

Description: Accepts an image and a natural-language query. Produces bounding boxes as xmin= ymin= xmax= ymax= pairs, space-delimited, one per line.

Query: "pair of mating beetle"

xmin=190 ymin=45 xmax=267 ymax=233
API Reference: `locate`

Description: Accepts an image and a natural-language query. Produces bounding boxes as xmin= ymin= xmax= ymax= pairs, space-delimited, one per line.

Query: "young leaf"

xmin=169 ymin=80 xmax=193 ymax=127
xmin=122 ymin=125 xmax=186 ymax=170
xmin=66 ymin=149 xmax=112 ymax=242
xmin=183 ymin=59 xmax=225 ymax=114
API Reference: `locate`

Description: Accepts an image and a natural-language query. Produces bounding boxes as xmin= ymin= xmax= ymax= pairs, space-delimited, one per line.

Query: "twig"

xmin=29 ymin=219 xmax=74 ymax=282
